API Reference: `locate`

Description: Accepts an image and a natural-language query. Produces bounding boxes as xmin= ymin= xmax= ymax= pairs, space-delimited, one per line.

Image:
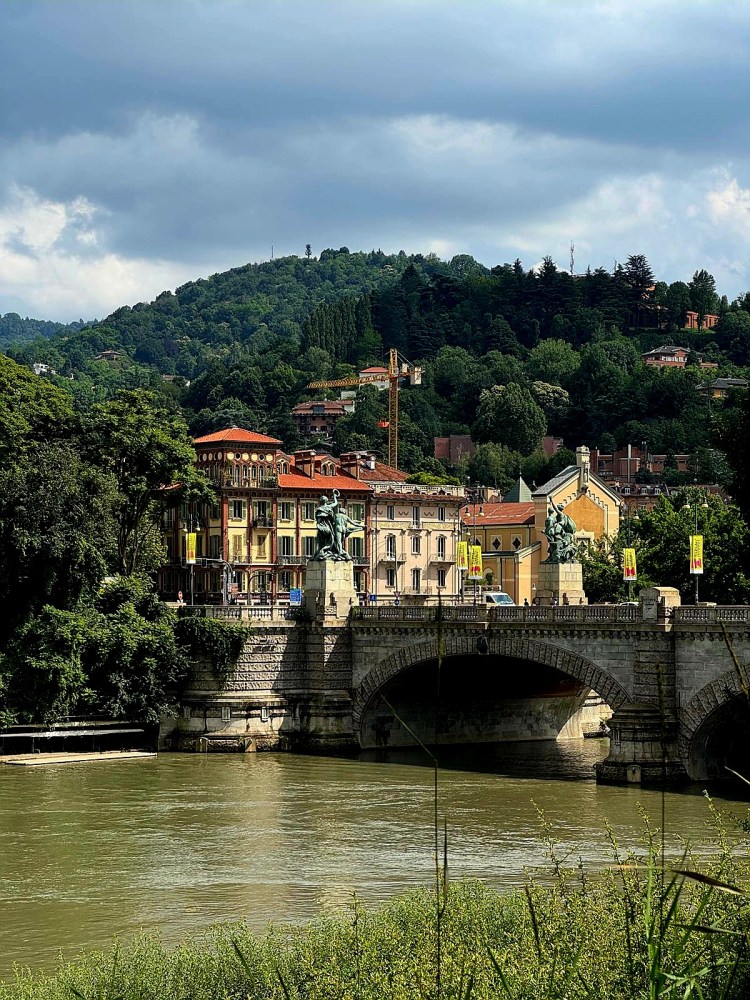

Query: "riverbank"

xmin=2 ymin=859 xmax=749 ymax=1000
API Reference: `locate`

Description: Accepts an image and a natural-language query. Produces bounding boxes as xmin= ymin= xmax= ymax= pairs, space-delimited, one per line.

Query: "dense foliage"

xmin=0 ymin=356 xmax=220 ymax=726
xmin=582 ymin=489 xmax=750 ymax=603
xmin=6 ymin=250 xmax=749 ymax=485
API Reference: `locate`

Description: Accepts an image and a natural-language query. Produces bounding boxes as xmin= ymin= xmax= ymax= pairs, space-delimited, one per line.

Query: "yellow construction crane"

xmin=306 ymin=347 xmax=422 ymax=470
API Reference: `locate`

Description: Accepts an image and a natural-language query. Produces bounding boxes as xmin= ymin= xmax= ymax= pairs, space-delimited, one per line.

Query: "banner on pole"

xmin=456 ymin=541 xmax=468 ymax=570
xmin=186 ymin=532 xmax=197 ymax=564
xmin=623 ymin=548 xmax=637 ymax=581
xmin=468 ymin=544 xmax=483 ymax=580
xmin=689 ymin=534 xmax=704 ymax=575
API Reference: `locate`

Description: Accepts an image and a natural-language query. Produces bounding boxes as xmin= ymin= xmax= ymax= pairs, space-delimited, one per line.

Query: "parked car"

xmin=483 ymin=591 xmax=515 ymax=607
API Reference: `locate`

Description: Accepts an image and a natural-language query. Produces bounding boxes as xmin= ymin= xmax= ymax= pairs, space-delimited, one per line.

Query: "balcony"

xmin=353 ymin=556 xmax=369 ymax=567
xmin=252 ymin=516 xmax=274 ymax=528
xmin=378 ymin=552 xmax=406 ymax=564
xmin=278 ymin=554 xmax=306 ymax=566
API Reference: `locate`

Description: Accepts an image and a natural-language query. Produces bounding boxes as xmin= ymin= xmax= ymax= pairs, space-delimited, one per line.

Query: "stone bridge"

xmin=165 ymin=596 xmax=750 ymax=785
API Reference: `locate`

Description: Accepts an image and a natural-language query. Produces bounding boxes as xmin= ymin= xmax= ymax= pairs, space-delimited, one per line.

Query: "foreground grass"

xmin=3 ymin=829 xmax=750 ymax=1000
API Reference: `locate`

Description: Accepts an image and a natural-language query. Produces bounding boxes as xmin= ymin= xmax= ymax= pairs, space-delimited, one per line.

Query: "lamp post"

xmin=682 ymin=486 xmax=709 ymax=605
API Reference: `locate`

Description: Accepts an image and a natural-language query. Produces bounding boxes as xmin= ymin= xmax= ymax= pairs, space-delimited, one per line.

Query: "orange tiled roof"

xmin=360 ymin=366 xmax=389 ymax=374
xmin=462 ymin=502 xmax=535 ymax=526
xmin=194 ymin=428 xmax=283 ymax=446
xmin=279 ymin=470 xmax=371 ymax=493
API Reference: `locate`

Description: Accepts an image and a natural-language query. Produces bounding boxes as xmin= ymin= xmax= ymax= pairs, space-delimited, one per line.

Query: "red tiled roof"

xmin=194 ymin=428 xmax=283 ymax=446
xmin=462 ymin=502 xmax=535 ymax=526
xmin=280 ymin=469 xmax=371 ymax=493
xmin=359 ymin=366 xmax=389 ymax=374
xmin=356 ymin=461 xmax=409 ymax=483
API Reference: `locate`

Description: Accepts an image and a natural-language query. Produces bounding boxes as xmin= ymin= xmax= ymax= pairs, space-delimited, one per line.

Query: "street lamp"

xmin=682 ymin=489 xmax=709 ymax=605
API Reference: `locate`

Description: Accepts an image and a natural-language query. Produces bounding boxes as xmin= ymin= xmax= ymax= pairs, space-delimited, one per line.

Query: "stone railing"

xmin=179 ymin=605 xmax=304 ymax=622
xmin=351 ymin=604 xmax=642 ymax=624
xmin=674 ymin=606 xmax=750 ymax=625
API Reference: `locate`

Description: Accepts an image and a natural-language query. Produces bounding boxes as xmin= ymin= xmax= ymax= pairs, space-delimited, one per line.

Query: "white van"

xmin=483 ymin=591 xmax=515 ymax=607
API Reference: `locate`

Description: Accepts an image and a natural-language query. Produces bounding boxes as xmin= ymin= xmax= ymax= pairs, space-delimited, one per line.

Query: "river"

xmin=1 ymin=742 xmax=748 ymax=979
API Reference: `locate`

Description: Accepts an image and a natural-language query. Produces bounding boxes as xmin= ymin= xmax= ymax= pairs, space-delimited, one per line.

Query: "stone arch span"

xmin=352 ymin=633 xmax=631 ymax=736
xmin=679 ymin=668 xmax=750 ymax=777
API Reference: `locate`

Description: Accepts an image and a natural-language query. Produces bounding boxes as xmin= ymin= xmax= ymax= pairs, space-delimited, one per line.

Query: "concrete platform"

xmin=1 ymin=750 xmax=156 ymax=766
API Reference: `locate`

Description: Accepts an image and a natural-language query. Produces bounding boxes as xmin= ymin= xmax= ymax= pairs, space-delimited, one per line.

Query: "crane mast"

xmin=306 ymin=347 xmax=422 ymax=470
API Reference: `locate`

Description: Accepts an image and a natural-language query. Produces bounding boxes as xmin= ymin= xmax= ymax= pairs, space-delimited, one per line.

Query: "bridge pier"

xmin=595 ymin=703 xmax=687 ymax=785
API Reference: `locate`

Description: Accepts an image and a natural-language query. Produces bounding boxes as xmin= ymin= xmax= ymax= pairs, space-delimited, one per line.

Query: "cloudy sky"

xmin=2 ymin=0 xmax=750 ymax=321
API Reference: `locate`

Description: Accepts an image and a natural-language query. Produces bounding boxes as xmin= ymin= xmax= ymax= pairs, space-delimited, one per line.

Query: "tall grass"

xmin=2 ymin=807 xmax=749 ymax=1000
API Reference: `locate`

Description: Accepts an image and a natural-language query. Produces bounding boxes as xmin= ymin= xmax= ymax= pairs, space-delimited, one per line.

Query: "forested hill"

xmin=5 ymin=250 xmax=750 ymax=492
xmin=0 ymin=313 xmax=89 ymax=348
xmin=10 ymin=249 xmax=457 ymax=376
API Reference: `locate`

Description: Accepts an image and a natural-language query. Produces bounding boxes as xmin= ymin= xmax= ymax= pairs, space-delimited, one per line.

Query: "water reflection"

xmin=0 ymin=743 xmax=748 ymax=978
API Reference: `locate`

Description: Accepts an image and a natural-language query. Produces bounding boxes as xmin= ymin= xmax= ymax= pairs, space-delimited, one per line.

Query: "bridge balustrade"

xmin=351 ymin=604 xmax=643 ymax=624
xmin=178 ymin=605 xmax=303 ymax=622
xmin=674 ymin=606 xmax=750 ymax=624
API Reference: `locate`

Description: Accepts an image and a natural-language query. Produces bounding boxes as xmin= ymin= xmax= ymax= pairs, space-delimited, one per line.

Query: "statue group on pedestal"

xmin=311 ymin=489 xmax=365 ymax=562
xmin=543 ymin=499 xmax=578 ymax=564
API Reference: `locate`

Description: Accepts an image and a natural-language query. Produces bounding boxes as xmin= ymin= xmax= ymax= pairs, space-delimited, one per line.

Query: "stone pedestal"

xmin=536 ymin=561 xmax=587 ymax=606
xmin=304 ymin=559 xmax=358 ymax=619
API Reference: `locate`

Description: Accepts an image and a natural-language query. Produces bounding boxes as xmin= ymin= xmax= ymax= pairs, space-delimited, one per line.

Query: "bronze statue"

xmin=311 ymin=489 xmax=364 ymax=561
xmin=542 ymin=499 xmax=577 ymax=564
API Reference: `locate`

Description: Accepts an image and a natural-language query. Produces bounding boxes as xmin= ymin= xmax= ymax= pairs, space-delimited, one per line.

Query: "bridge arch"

xmin=680 ymin=668 xmax=750 ymax=779
xmin=352 ymin=633 xmax=631 ymax=736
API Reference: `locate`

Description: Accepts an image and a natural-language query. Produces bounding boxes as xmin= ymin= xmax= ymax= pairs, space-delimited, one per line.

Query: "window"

xmin=412 ymin=506 xmax=420 ymax=527
xmin=386 ymin=568 xmax=396 ymax=588
xmin=411 ymin=568 xmax=421 ymax=591
xmin=196 ymin=535 xmax=204 ymax=557
xmin=209 ymin=504 xmax=220 ymax=520
xmin=280 ymin=502 xmax=293 ymax=521
xmin=386 ymin=504 xmax=395 ymax=521
xmin=279 ymin=535 xmax=294 ymax=556
xmin=512 ymin=536 xmax=522 ymax=551
xmin=303 ymin=502 xmax=316 ymax=521
xmin=349 ymin=502 xmax=365 ymax=523
xmin=232 ymin=535 xmax=244 ymax=561
xmin=492 ymin=537 xmax=501 ymax=550
xmin=279 ymin=571 xmax=292 ymax=591
xmin=437 ymin=568 xmax=446 ymax=588
xmin=231 ymin=500 xmax=244 ymax=520
xmin=210 ymin=535 xmax=220 ymax=558
xmin=256 ymin=534 xmax=268 ymax=558
xmin=221 ymin=706 xmax=231 ymax=723
xmin=437 ymin=535 xmax=446 ymax=560
xmin=411 ymin=535 xmax=421 ymax=555
xmin=437 ymin=506 xmax=446 ymax=522
xmin=386 ymin=534 xmax=397 ymax=559
xmin=303 ymin=536 xmax=317 ymax=557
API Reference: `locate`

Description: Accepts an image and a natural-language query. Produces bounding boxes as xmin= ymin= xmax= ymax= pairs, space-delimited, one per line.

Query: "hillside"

xmin=4 ymin=250 xmax=750 ymax=489
xmin=0 ymin=313 xmax=89 ymax=348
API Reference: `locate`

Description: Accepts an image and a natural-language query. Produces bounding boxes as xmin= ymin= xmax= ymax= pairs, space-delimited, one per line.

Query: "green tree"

xmin=473 ymin=383 xmax=547 ymax=454
xmin=83 ymin=390 xmax=211 ymax=575
xmin=665 ymin=281 xmax=692 ymax=329
xmin=464 ymin=443 xmax=523 ymax=492
xmin=530 ymin=381 xmax=570 ymax=425
xmin=638 ymin=491 xmax=750 ymax=603
xmin=526 ymin=339 xmax=580 ymax=387
xmin=689 ymin=270 xmax=719 ymax=328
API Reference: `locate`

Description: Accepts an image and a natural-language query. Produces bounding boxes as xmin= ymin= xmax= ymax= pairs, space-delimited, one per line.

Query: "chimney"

xmin=339 ymin=452 xmax=361 ymax=480
xmin=294 ymin=449 xmax=315 ymax=479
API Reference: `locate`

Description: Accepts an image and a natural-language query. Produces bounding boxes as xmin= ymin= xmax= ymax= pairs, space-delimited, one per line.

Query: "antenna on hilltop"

xmin=569 ymin=241 xmax=575 ymax=276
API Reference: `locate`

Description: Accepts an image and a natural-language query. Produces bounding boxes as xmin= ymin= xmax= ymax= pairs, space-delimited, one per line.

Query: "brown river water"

xmin=1 ymin=742 xmax=749 ymax=979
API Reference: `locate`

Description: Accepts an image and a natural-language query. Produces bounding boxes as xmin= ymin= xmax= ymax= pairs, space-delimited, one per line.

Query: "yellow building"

xmin=462 ymin=447 xmax=620 ymax=605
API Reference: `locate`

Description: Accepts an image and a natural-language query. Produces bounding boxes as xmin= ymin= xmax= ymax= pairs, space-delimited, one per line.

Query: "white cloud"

xmin=0 ymin=185 xmax=198 ymax=320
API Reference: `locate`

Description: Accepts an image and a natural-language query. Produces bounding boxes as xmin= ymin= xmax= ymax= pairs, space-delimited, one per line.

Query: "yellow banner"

xmin=186 ymin=532 xmax=197 ymax=565
xmin=690 ymin=534 xmax=703 ymax=575
xmin=623 ymin=548 xmax=637 ymax=581
xmin=456 ymin=541 xmax=468 ymax=570
xmin=468 ymin=544 xmax=483 ymax=580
